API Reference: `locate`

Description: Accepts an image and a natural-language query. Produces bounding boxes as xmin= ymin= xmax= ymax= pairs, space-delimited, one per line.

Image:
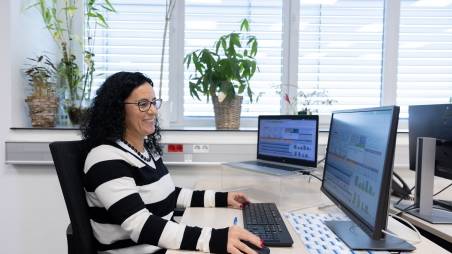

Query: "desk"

xmin=167 ymin=166 xmax=449 ymax=254
xmin=391 ymin=168 xmax=452 ymax=244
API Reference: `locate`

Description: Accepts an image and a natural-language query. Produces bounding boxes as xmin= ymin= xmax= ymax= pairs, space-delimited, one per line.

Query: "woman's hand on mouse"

xmin=227 ymin=225 xmax=263 ymax=254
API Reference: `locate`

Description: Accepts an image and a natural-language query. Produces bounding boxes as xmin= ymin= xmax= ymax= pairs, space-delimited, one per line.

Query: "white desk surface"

xmin=391 ymin=167 xmax=452 ymax=243
xmin=166 ymin=165 xmax=451 ymax=254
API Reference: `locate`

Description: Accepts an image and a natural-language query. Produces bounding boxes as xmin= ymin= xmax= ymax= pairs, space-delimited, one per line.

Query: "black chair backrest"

xmin=49 ymin=140 xmax=96 ymax=254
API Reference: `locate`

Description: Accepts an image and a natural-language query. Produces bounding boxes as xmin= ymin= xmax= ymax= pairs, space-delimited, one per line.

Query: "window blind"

xmin=184 ymin=0 xmax=283 ymax=117
xmin=397 ymin=0 xmax=452 ymax=118
xmin=86 ymin=0 xmax=169 ymax=100
xmin=298 ymin=0 xmax=385 ymax=114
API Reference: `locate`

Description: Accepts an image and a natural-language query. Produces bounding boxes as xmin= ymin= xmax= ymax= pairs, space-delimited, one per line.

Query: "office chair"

xmin=49 ymin=140 xmax=96 ymax=254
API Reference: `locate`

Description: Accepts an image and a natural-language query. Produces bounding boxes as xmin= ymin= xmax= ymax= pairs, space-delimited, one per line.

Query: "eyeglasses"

xmin=124 ymin=98 xmax=162 ymax=112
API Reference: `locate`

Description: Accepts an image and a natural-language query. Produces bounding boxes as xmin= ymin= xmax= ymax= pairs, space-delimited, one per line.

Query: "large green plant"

xmin=184 ymin=19 xmax=258 ymax=103
xmin=29 ymin=0 xmax=115 ymax=109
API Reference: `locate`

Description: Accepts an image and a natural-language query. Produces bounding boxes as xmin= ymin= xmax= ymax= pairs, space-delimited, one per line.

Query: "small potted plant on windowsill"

xmin=184 ymin=19 xmax=259 ymax=129
xmin=24 ymin=55 xmax=59 ymax=127
xmin=297 ymin=90 xmax=337 ymax=115
xmin=280 ymin=85 xmax=337 ymax=115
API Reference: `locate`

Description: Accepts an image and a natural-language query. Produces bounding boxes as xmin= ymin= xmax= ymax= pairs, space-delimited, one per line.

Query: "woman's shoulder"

xmin=84 ymin=143 xmax=145 ymax=172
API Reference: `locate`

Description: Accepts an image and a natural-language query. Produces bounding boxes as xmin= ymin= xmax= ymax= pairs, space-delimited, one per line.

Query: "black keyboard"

xmin=242 ymin=203 xmax=294 ymax=247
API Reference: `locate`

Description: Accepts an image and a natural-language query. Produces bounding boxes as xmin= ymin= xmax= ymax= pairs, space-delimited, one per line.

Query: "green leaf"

xmin=230 ymin=33 xmax=241 ymax=48
xmin=215 ymin=38 xmax=222 ymax=54
xmin=221 ymin=37 xmax=227 ymax=53
xmin=184 ymin=53 xmax=192 ymax=69
xmin=240 ymin=19 xmax=250 ymax=32
xmin=102 ymin=0 xmax=116 ymax=12
xmin=237 ymin=80 xmax=246 ymax=94
xmin=247 ymin=86 xmax=253 ymax=103
xmin=251 ymin=40 xmax=258 ymax=56
xmin=96 ymin=13 xmax=108 ymax=28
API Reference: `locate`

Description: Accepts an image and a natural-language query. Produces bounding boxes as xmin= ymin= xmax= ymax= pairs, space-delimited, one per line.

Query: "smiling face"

xmin=123 ymin=82 xmax=157 ymax=143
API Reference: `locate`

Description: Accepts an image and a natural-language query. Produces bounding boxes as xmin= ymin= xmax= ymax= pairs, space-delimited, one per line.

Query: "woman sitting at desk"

xmin=81 ymin=72 xmax=262 ymax=254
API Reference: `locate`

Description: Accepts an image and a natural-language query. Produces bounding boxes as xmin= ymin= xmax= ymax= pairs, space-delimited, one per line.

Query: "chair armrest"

xmin=66 ymin=223 xmax=75 ymax=254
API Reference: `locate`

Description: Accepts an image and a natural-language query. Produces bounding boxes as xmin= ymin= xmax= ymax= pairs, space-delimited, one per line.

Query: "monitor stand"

xmin=325 ymin=220 xmax=415 ymax=251
xmin=396 ymin=137 xmax=452 ymax=224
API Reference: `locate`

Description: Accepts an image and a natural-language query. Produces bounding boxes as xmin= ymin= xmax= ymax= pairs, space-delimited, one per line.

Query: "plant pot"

xmin=212 ymin=95 xmax=243 ymax=129
xmin=25 ymin=95 xmax=59 ymax=127
xmin=67 ymin=105 xmax=87 ymax=126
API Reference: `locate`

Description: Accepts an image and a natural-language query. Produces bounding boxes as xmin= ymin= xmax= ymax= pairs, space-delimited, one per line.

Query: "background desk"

xmin=167 ymin=165 xmax=450 ymax=254
xmin=391 ymin=167 xmax=452 ymax=246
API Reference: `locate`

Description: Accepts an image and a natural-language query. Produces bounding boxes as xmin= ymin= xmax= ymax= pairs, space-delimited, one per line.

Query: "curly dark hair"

xmin=80 ymin=71 xmax=162 ymax=155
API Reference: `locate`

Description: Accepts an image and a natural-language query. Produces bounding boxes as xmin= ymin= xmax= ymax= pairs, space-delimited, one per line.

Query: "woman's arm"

xmin=85 ymin=159 xmax=228 ymax=253
xmin=175 ymin=187 xmax=228 ymax=208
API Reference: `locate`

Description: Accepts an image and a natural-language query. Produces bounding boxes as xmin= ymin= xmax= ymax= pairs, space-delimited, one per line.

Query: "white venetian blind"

xmin=87 ymin=0 xmax=169 ymax=100
xmin=397 ymin=0 xmax=452 ymax=118
xmin=184 ymin=0 xmax=283 ymax=117
xmin=298 ymin=0 xmax=384 ymax=114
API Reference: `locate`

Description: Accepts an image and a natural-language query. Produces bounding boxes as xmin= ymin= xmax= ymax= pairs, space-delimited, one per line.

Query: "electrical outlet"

xmin=193 ymin=144 xmax=209 ymax=153
xmin=168 ymin=144 xmax=184 ymax=153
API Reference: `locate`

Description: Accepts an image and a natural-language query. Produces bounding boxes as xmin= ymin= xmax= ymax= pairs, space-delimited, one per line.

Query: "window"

xmin=86 ymin=0 xmax=451 ymax=128
xmin=184 ymin=0 xmax=283 ymax=117
xmin=298 ymin=0 xmax=385 ymax=114
xmin=88 ymin=0 xmax=169 ymax=101
xmin=397 ymin=0 xmax=452 ymax=118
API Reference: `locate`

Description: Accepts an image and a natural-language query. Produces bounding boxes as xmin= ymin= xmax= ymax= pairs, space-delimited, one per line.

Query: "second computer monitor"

xmin=408 ymin=104 xmax=452 ymax=180
xmin=321 ymin=106 xmax=414 ymax=251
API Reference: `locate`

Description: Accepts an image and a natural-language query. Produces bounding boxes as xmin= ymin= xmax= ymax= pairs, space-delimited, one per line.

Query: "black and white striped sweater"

xmin=83 ymin=141 xmax=229 ymax=253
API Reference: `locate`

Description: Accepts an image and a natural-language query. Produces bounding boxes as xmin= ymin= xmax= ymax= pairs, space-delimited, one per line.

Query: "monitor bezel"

xmin=257 ymin=115 xmax=319 ymax=168
xmin=320 ymin=106 xmax=399 ymax=240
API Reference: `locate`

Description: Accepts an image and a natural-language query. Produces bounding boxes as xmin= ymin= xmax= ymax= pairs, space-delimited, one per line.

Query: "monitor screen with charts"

xmin=321 ymin=106 xmax=414 ymax=251
xmin=257 ymin=115 xmax=318 ymax=167
xmin=224 ymin=115 xmax=318 ymax=176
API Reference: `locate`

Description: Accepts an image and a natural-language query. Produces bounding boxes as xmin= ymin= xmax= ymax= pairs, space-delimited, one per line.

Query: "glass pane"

xmin=184 ymin=0 xmax=283 ymax=117
xmin=298 ymin=0 xmax=384 ymax=115
xmin=86 ymin=0 xmax=170 ymax=101
xmin=397 ymin=0 xmax=452 ymax=118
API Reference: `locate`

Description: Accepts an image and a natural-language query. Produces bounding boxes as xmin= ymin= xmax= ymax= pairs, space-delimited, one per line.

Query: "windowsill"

xmin=10 ymin=126 xmax=406 ymax=133
xmin=9 ymin=126 xmax=258 ymax=131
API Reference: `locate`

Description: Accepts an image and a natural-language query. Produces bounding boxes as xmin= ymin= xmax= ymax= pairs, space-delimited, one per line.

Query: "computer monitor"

xmin=321 ymin=106 xmax=414 ymax=251
xmin=257 ymin=115 xmax=318 ymax=168
xmin=408 ymin=104 xmax=452 ymax=180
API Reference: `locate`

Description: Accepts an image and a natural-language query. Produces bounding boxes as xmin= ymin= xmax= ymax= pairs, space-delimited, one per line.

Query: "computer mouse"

xmin=242 ymin=240 xmax=270 ymax=254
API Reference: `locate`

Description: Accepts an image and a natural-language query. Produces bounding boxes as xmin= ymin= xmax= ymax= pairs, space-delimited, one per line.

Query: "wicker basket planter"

xmin=25 ymin=94 xmax=59 ymax=127
xmin=212 ymin=95 xmax=243 ymax=129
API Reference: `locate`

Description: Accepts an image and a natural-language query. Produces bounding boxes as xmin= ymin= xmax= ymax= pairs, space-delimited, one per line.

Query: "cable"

xmin=395 ymin=186 xmax=415 ymax=206
xmin=395 ymin=203 xmax=416 ymax=217
xmin=308 ymin=173 xmax=322 ymax=182
xmin=383 ymin=213 xmax=422 ymax=244
xmin=317 ymin=156 xmax=326 ymax=164
xmin=433 ymin=182 xmax=452 ymax=197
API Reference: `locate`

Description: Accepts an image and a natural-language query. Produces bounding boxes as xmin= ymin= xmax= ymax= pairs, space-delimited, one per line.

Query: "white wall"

xmin=1 ymin=1 xmax=68 ymax=254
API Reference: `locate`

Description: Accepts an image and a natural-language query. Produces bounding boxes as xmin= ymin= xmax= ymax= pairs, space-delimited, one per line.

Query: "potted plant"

xmin=280 ymin=85 xmax=337 ymax=115
xmin=184 ymin=19 xmax=259 ymax=129
xmin=24 ymin=55 xmax=59 ymax=127
xmin=29 ymin=0 xmax=115 ymax=125
xmin=297 ymin=90 xmax=336 ymax=115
